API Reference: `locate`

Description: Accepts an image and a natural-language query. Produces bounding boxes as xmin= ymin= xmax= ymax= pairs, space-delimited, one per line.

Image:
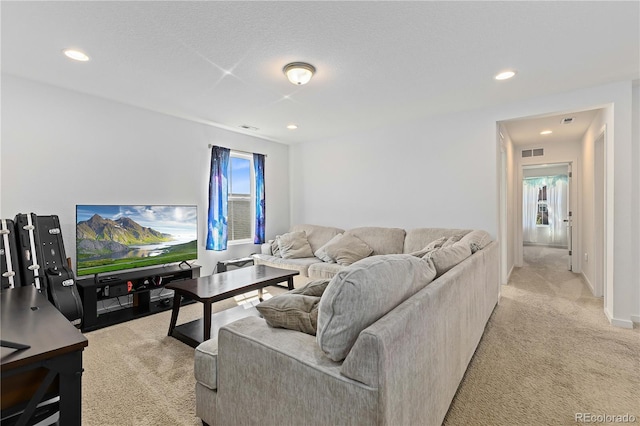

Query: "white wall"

xmin=632 ymin=83 xmax=640 ymax=324
xmin=291 ymin=80 xmax=638 ymax=327
xmin=291 ymin=108 xmax=498 ymax=233
xmin=0 ymin=75 xmax=291 ymax=276
xmin=580 ymin=109 xmax=607 ymax=296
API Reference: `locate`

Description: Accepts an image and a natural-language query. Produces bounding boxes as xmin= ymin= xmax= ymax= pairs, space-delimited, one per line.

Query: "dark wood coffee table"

xmin=166 ymin=265 xmax=299 ymax=347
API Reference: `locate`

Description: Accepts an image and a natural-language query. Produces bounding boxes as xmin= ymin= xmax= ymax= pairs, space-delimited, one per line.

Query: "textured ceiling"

xmin=2 ymin=1 xmax=638 ymax=145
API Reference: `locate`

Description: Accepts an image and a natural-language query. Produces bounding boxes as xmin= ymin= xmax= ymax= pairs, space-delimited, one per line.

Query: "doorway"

xmin=521 ymin=163 xmax=572 ymax=271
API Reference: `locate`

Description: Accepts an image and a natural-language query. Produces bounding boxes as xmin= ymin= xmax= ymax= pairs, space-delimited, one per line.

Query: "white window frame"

xmin=227 ymin=151 xmax=254 ymax=244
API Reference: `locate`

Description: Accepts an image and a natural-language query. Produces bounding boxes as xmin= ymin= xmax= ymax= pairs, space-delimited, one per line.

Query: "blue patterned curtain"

xmin=206 ymin=146 xmax=230 ymax=250
xmin=253 ymin=153 xmax=266 ymax=244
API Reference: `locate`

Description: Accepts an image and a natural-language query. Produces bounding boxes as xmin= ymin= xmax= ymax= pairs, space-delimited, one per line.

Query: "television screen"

xmin=76 ymin=205 xmax=197 ymax=276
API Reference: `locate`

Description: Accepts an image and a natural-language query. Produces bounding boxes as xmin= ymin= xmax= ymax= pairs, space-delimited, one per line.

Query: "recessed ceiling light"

xmin=62 ymin=48 xmax=90 ymax=62
xmin=540 ymin=130 xmax=553 ymax=135
xmin=495 ymin=70 xmax=516 ymax=80
xmin=287 ymin=124 xmax=298 ymax=130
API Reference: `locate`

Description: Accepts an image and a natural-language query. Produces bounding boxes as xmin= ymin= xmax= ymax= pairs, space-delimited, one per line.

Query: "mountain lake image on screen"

xmin=76 ymin=205 xmax=198 ymax=276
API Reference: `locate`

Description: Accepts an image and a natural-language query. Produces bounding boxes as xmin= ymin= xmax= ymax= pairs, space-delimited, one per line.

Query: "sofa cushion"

xmin=194 ymin=337 xmax=219 ymax=390
xmin=423 ymin=241 xmax=472 ymax=277
xmin=278 ymin=231 xmax=314 ymax=259
xmin=344 ymin=227 xmax=406 ymax=255
xmin=459 ymin=230 xmax=492 ymax=253
xmin=308 ymin=262 xmax=344 ymax=279
xmin=403 ymin=228 xmax=472 ymax=254
xmin=251 ymin=254 xmax=320 ymax=277
xmin=324 ymin=234 xmax=373 ymax=266
xmin=317 ymin=254 xmax=437 ymax=361
xmin=291 ymin=224 xmax=345 ymax=253
xmin=314 ymin=234 xmax=343 ymax=263
xmin=256 ymin=280 xmax=330 ymax=335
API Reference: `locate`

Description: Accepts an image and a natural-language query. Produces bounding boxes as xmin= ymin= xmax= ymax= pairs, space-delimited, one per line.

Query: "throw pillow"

xmin=271 ymin=238 xmax=281 ymax=257
xmin=257 ymin=294 xmax=321 ymax=335
xmin=278 ymin=231 xmax=314 ymax=259
xmin=408 ymin=236 xmax=447 ymax=258
xmin=314 ymin=234 xmax=343 ymax=263
xmin=256 ymin=279 xmax=331 ymax=335
xmin=459 ymin=230 xmax=492 ymax=253
xmin=291 ymin=279 xmax=331 ymax=297
xmin=323 ymin=234 xmax=373 ymax=266
xmin=422 ymin=240 xmax=472 ymax=277
xmin=316 ymin=254 xmax=437 ymax=361
xmin=441 ymin=232 xmax=468 ymax=248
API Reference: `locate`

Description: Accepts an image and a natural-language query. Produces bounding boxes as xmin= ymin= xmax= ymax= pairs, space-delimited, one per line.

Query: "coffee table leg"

xmin=287 ymin=277 xmax=294 ymax=290
xmin=168 ymin=292 xmax=181 ymax=336
xmin=258 ymin=287 xmax=263 ymax=301
xmin=203 ymin=301 xmax=212 ymax=342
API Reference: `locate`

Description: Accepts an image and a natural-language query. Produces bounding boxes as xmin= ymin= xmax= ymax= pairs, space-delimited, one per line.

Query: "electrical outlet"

xmin=584 ymin=253 xmax=588 ymax=262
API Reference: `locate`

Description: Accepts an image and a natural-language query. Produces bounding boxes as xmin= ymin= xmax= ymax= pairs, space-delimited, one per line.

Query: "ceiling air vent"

xmin=239 ymin=124 xmax=259 ymax=131
xmin=561 ymin=117 xmax=574 ymax=124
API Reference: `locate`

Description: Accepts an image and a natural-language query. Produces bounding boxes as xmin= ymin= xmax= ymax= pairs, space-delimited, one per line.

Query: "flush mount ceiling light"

xmin=287 ymin=124 xmax=298 ymax=130
xmin=495 ymin=70 xmax=516 ymax=80
xmin=62 ymin=48 xmax=90 ymax=62
xmin=540 ymin=130 xmax=553 ymax=135
xmin=283 ymin=62 xmax=315 ymax=85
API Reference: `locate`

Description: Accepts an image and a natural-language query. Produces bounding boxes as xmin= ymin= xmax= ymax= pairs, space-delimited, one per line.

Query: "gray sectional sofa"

xmin=195 ymin=224 xmax=499 ymax=426
xmin=252 ymin=224 xmax=483 ymax=279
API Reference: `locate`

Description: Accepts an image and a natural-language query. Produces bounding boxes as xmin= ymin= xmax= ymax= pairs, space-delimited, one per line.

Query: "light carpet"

xmin=83 ymin=250 xmax=638 ymax=425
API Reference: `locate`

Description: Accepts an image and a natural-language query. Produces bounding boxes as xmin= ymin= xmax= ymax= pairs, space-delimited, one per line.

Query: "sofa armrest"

xmin=214 ymin=316 xmax=379 ymax=425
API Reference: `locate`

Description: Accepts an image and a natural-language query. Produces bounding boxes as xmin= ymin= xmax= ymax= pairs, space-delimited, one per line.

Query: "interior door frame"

xmin=516 ymin=161 xmax=576 ymax=271
xmin=515 ymin=160 xmax=578 ymax=271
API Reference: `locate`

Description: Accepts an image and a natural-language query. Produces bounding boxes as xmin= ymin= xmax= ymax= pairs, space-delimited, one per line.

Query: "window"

xmin=228 ymin=153 xmax=253 ymax=242
xmin=536 ymin=185 xmax=549 ymax=226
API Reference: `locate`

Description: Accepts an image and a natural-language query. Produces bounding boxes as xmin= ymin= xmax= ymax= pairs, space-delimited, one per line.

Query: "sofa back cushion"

xmin=403 ymin=228 xmax=471 ymax=254
xmin=344 ymin=227 xmax=406 ymax=255
xmin=291 ymin=224 xmax=345 ymax=253
xmin=316 ymin=254 xmax=436 ymax=361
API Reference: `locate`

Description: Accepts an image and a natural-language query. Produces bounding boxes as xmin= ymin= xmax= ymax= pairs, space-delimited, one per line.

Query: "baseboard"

xmin=580 ymin=272 xmax=596 ymax=296
xmin=631 ymin=315 xmax=640 ymax=324
xmin=604 ymin=308 xmax=634 ymax=329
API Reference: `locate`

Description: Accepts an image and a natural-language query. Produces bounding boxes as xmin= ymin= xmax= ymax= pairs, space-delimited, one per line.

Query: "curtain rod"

xmin=208 ymin=144 xmax=267 ymax=157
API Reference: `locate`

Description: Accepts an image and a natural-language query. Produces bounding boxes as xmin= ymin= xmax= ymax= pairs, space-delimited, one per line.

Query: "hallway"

xmin=510 ymin=245 xmax=594 ymax=304
xmin=444 ymin=244 xmax=639 ymax=425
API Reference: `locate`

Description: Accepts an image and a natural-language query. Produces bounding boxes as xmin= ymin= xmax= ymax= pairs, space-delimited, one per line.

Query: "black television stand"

xmin=76 ymin=263 xmax=201 ymax=332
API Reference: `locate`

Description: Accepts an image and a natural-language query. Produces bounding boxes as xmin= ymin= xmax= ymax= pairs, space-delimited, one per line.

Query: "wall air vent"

xmin=561 ymin=117 xmax=574 ymax=124
xmin=522 ymin=148 xmax=544 ymax=158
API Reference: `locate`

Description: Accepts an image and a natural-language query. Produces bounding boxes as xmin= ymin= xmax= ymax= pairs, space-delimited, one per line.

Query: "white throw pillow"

xmin=314 ymin=234 xmax=343 ymax=263
xmin=278 ymin=231 xmax=314 ymax=259
xmin=316 ymin=254 xmax=436 ymax=361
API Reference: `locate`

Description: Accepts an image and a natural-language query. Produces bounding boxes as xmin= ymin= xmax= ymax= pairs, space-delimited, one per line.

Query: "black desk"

xmin=1 ymin=286 xmax=88 ymax=425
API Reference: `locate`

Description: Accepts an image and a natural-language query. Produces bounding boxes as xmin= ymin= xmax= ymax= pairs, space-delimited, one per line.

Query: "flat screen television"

xmin=76 ymin=205 xmax=197 ymax=276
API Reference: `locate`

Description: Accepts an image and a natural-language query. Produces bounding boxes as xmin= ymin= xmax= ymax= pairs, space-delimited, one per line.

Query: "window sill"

xmin=227 ymin=239 xmax=254 ymax=246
